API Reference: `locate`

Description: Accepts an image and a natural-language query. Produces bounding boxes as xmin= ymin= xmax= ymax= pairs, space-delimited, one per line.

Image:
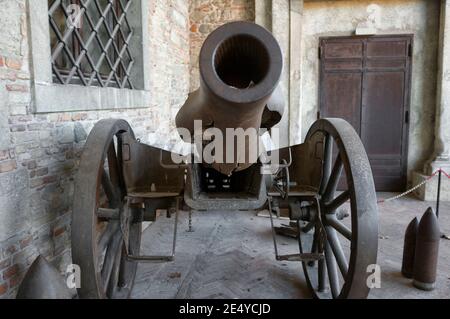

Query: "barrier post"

xmin=436 ymin=169 xmax=442 ymax=219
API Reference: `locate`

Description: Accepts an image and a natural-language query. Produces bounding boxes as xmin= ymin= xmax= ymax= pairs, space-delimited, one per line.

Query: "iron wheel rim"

xmin=299 ymin=118 xmax=379 ymax=299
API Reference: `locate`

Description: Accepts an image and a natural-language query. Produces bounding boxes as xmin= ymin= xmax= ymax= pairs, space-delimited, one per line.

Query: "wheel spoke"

xmin=97 ymin=208 xmax=120 ymax=220
xmin=101 ymin=228 xmax=122 ymax=289
xmin=119 ymin=222 xmax=141 ymax=288
xmin=322 ymin=156 xmax=343 ymax=201
xmin=307 ymin=228 xmax=318 ymax=267
xmin=116 ymin=134 xmax=126 ymax=198
xmin=118 ymin=253 xmax=128 ymax=289
xmin=318 ymin=259 xmax=326 ymax=293
xmin=102 ymin=169 xmax=119 ymax=207
xmin=326 ymin=226 xmax=348 ymax=277
xmin=325 ymin=241 xmax=340 ymax=298
xmin=107 ymin=142 xmax=121 ymax=191
xmin=320 ymin=134 xmax=333 ymax=194
xmin=325 ymin=190 xmax=350 ymax=213
xmin=106 ymin=244 xmax=124 ymax=298
xmin=326 ymin=215 xmax=352 ymax=241
xmin=98 ymin=222 xmax=119 ymax=256
xmin=311 ymin=229 xmax=318 ymax=253
xmin=317 ymin=228 xmax=326 ymax=292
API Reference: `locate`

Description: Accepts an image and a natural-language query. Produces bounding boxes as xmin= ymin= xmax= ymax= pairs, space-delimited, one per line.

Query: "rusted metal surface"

xmin=413 ymin=208 xmax=441 ymax=291
xmin=269 ymin=119 xmax=378 ymax=298
xmin=121 ymin=135 xmax=185 ymax=195
xmin=184 ymin=162 xmax=267 ymax=211
xmin=176 ymin=21 xmax=284 ymax=176
xmin=291 ymin=119 xmax=379 ymax=299
xmin=127 ymin=197 xmax=180 ymax=263
xmin=71 ymin=22 xmax=379 ymax=300
xmin=72 ymin=119 xmax=142 ymax=299
xmin=402 ymin=217 xmax=419 ymax=279
xmin=16 ymin=256 xmax=73 ymax=299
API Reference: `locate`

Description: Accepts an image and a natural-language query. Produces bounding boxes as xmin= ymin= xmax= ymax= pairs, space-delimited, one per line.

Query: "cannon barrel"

xmin=176 ymin=21 xmax=284 ymax=176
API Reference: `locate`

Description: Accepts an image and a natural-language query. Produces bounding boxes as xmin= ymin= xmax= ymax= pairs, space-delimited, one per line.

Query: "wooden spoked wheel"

xmin=72 ymin=119 xmax=142 ymax=299
xmin=299 ymin=119 xmax=378 ymax=299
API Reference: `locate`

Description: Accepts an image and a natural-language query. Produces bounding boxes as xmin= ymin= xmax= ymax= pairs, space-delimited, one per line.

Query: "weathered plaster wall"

xmin=299 ymin=0 xmax=440 ymax=184
xmin=0 ymin=0 xmax=190 ymax=298
xmin=189 ymin=0 xmax=255 ymax=92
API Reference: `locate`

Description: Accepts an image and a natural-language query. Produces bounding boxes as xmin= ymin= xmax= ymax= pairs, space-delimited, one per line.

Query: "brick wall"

xmin=0 ymin=0 xmax=189 ymax=298
xmin=189 ymin=0 xmax=255 ymax=91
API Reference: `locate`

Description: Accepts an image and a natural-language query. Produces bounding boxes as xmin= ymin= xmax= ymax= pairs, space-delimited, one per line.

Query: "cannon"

xmin=71 ymin=22 xmax=378 ymax=299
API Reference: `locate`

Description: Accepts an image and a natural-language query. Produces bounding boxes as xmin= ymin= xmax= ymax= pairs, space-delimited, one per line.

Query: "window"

xmin=48 ymin=0 xmax=135 ymax=89
xmin=28 ymin=0 xmax=150 ymax=113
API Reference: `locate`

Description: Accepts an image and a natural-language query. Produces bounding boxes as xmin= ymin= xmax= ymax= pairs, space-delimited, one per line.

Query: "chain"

xmin=377 ymin=170 xmax=445 ymax=204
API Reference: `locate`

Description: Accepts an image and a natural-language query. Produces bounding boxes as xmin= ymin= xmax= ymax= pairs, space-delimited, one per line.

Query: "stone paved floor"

xmin=131 ymin=194 xmax=450 ymax=299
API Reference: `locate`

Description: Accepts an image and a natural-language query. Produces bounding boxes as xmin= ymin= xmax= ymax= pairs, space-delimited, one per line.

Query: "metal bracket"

xmin=268 ymin=196 xmax=325 ymax=263
xmin=159 ymin=150 xmax=188 ymax=170
xmin=126 ymin=197 xmax=180 ymax=263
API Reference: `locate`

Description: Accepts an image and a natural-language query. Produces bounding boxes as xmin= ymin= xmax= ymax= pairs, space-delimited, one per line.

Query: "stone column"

xmin=414 ymin=0 xmax=450 ymax=200
xmin=427 ymin=0 xmax=450 ymax=174
xmin=271 ymin=0 xmax=291 ymax=148
xmin=255 ymin=0 xmax=272 ymax=30
xmin=255 ymin=0 xmax=304 ymax=147
xmin=289 ymin=0 xmax=303 ymax=146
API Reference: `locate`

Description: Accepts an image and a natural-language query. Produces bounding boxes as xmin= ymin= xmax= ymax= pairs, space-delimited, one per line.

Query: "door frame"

xmin=318 ymin=34 xmax=413 ymax=191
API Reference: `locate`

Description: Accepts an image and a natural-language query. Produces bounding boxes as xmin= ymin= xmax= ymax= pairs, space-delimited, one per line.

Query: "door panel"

xmin=322 ymin=73 xmax=362 ymax=134
xmin=319 ymin=35 xmax=412 ymax=192
xmin=365 ymin=59 xmax=406 ymax=69
xmin=362 ymin=71 xmax=405 ymax=156
xmin=324 ymin=41 xmax=363 ymax=59
xmin=362 ymin=70 xmax=407 ymax=190
xmin=324 ymin=60 xmax=363 ymax=70
xmin=366 ymin=40 xmax=408 ymax=57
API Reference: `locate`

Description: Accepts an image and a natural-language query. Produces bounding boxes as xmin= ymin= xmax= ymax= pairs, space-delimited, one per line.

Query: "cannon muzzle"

xmin=176 ymin=21 xmax=284 ymax=176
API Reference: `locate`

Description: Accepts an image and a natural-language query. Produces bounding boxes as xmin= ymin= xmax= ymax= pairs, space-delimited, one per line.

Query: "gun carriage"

xmin=71 ymin=22 xmax=378 ymax=299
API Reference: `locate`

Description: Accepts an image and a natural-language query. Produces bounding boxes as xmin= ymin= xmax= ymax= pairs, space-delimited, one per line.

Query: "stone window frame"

xmin=27 ymin=0 xmax=151 ymax=113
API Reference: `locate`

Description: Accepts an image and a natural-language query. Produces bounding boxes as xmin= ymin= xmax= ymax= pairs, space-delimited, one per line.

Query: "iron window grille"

xmin=48 ymin=0 xmax=135 ymax=89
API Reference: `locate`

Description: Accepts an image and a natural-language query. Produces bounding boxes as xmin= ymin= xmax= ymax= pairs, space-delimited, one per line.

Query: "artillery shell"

xmin=16 ymin=255 xmax=73 ymax=299
xmin=401 ymin=217 xmax=419 ymax=278
xmin=413 ymin=208 xmax=441 ymax=291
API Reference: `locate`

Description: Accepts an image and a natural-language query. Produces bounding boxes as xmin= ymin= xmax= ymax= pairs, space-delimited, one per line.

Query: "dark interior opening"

xmin=190 ymin=163 xmax=263 ymax=199
xmin=214 ymin=35 xmax=270 ymax=89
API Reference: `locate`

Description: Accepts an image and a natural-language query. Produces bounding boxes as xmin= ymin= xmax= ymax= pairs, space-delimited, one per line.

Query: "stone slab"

xmin=132 ymin=195 xmax=450 ymax=299
xmin=413 ymin=171 xmax=450 ymax=202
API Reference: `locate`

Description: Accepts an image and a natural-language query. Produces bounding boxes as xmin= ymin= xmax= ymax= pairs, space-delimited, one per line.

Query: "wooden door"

xmin=319 ymin=35 xmax=412 ymax=191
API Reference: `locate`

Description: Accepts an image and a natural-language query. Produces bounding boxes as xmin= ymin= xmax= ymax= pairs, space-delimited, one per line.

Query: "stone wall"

xmin=299 ymin=0 xmax=440 ymax=185
xmin=189 ymin=0 xmax=255 ymax=91
xmin=0 ymin=0 xmax=190 ymax=298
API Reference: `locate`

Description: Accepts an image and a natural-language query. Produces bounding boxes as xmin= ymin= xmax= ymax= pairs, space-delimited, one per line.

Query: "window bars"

xmin=48 ymin=0 xmax=135 ymax=89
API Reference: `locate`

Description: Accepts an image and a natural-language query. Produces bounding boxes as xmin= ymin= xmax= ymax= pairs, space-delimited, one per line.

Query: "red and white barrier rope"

xmin=377 ymin=169 xmax=448 ymax=204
